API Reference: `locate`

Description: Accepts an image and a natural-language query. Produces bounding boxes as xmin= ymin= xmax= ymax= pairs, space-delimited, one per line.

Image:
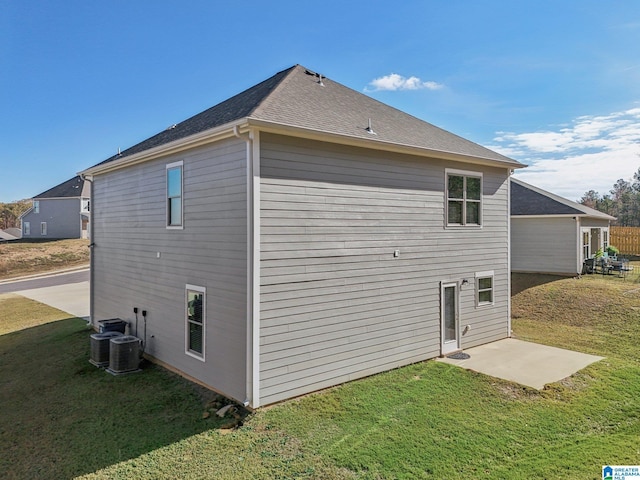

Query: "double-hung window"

xmin=475 ymin=271 xmax=494 ymax=306
xmin=23 ymin=222 xmax=30 ymax=236
xmin=33 ymin=200 xmax=39 ymax=214
xmin=186 ymin=285 xmax=205 ymax=360
xmin=166 ymin=161 xmax=183 ymax=228
xmin=446 ymin=170 xmax=482 ymax=226
xmin=40 ymin=222 xmax=47 ymax=236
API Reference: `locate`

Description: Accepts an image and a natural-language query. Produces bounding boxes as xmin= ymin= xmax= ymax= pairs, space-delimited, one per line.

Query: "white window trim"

xmin=33 ymin=200 xmax=39 ymax=214
xmin=23 ymin=221 xmax=30 ymax=235
xmin=475 ymin=270 xmax=494 ymax=307
xmin=445 ymin=168 xmax=483 ymax=228
xmin=166 ymin=160 xmax=184 ymax=230
xmin=40 ymin=222 xmax=47 ymax=236
xmin=185 ymin=284 xmax=206 ymax=361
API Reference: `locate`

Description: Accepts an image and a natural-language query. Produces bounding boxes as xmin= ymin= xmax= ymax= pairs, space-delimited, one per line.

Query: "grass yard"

xmin=1 ymin=265 xmax=639 ymax=479
xmin=0 ymin=239 xmax=89 ymax=280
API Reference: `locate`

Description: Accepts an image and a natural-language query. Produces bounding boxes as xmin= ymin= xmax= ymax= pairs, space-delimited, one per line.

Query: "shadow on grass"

xmin=511 ymin=272 xmax=568 ymax=296
xmin=0 ymin=318 xmax=249 ymax=480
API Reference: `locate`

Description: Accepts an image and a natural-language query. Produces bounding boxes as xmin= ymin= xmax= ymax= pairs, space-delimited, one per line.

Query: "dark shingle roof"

xmin=94 ymin=66 xmax=295 ymax=167
xmin=90 ymin=64 xmax=523 ymax=170
xmin=511 ymin=177 xmax=615 ymax=219
xmin=34 ymin=175 xmax=86 ymax=199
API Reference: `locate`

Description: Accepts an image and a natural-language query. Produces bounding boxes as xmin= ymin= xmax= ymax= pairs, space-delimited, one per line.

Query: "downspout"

xmin=234 ymin=125 xmax=260 ymax=408
xmin=575 ymin=216 xmax=580 ymax=275
xmin=507 ymin=170 xmax=512 ymax=338
xmin=80 ymin=173 xmax=94 ymax=328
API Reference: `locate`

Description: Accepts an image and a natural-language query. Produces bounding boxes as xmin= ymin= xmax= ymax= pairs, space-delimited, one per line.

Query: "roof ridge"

xmin=248 ymin=64 xmax=299 ymax=118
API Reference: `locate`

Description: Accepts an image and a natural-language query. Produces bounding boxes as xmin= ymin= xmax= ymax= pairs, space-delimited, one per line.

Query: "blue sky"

xmin=2 ymin=1 xmax=640 ymax=202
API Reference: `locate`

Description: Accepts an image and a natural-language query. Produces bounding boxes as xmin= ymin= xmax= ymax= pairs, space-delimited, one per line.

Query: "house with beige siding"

xmin=81 ymin=65 xmax=524 ymax=407
xmin=511 ymin=178 xmax=615 ymax=276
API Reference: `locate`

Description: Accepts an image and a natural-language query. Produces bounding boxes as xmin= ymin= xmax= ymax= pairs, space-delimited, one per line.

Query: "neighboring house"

xmin=20 ymin=176 xmax=91 ymax=239
xmin=511 ymin=177 xmax=615 ymax=276
xmin=81 ymin=64 xmax=524 ymax=407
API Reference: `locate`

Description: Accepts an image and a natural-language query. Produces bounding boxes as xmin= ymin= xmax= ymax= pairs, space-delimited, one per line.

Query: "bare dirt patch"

xmin=0 ymin=239 xmax=89 ymax=280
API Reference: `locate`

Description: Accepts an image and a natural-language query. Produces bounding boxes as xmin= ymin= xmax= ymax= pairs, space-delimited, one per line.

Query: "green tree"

xmin=0 ymin=200 xmax=31 ymax=230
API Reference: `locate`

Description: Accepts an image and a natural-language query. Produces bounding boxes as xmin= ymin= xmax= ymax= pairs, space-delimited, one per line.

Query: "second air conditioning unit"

xmin=106 ymin=335 xmax=142 ymax=375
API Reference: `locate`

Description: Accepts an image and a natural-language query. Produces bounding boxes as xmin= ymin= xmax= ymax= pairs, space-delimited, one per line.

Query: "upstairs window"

xmin=166 ymin=161 xmax=183 ymax=228
xmin=33 ymin=200 xmax=39 ymax=213
xmin=446 ymin=171 xmax=482 ymax=226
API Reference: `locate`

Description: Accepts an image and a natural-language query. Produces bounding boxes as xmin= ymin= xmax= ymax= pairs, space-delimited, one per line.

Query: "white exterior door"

xmin=440 ymin=282 xmax=460 ymax=355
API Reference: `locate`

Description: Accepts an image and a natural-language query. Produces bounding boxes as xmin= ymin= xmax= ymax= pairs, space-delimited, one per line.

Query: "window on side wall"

xmin=475 ymin=271 xmax=494 ymax=306
xmin=166 ymin=161 xmax=183 ymax=228
xmin=33 ymin=200 xmax=39 ymax=213
xmin=186 ymin=285 xmax=205 ymax=360
xmin=23 ymin=222 xmax=30 ymax=235
xmin=40 ymin=222 xmax=47 ymax=236
xmin=446 ymin=170 xmax=482 ymax=226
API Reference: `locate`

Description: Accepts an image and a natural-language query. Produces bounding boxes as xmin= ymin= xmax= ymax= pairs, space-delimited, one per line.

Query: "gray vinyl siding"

xmin=91 ymin=137 xmax=248 ymax=403
xmin=511 ymin=217 xmax=578 ymax=275
xmin=21 ymin=198 xmax=81 ymax=239
xmin=258 ymin=134 xmax=510 ymax=405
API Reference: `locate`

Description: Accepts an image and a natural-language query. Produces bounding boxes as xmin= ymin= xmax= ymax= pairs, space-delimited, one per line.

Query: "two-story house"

xmin=80 ymin=65 xmax=524 ymax=407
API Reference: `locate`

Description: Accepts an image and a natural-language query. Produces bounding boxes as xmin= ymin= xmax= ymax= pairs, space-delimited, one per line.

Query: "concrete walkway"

xmin=437 ymin=338 xmax=603 ymax=389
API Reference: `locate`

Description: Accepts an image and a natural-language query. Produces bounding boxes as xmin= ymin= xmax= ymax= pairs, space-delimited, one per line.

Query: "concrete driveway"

xmin=0 ymin=269 xmax=89 ymax=320
xmin=437 ymin=338 xmax=603 ymax=389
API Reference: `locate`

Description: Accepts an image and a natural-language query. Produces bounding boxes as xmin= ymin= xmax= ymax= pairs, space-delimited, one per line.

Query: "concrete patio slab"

xmin=436 ymin=338 xmax=603 ymax=389
xmin=18 ymin=282 xmax=90 ymax=320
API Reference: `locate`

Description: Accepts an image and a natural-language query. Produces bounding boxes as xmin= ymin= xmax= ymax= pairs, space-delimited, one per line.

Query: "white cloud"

xmin=365 ymin=73 xmax=443 ymax=92
xmin=488 ymin=106 xmax=640 ymax=200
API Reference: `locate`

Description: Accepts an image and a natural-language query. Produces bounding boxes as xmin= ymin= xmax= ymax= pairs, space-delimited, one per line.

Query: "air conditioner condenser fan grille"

xmin=106 ymin=335 xmax=142 ymax=375
xmin=89 ymin=332 xmax=124 ymax=367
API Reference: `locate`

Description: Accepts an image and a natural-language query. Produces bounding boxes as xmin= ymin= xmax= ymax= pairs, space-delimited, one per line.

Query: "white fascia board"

xmin=81 ymin=119 xmax=249 ymax=176
xmin=245 ymin=118 xmax=525 ymax=170
xmin=511 ymin=214 xmax=583 ymax=219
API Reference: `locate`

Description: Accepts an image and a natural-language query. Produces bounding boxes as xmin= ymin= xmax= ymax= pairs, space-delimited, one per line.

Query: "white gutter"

xmin=244 ymin=118 xmax=526 ymax=170
xmin=81 ymin=115 xmax=524 ymax=179
xmin=81 ymin=119 xmax=249 ymax=177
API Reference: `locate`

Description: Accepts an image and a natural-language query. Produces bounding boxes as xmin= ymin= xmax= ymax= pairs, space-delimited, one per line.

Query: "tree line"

xmin=0 ymin=200 xmax=30 ymax=230
xmin=579 ymin=167 xmax=640 ymax=226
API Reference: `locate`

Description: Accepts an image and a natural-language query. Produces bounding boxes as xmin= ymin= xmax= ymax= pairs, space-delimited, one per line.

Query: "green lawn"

xmin=1 ymin=266 xmax=639 ymax=479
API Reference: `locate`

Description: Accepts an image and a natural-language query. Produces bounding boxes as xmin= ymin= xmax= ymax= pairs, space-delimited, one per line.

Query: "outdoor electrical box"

xmin=98 ymin=319 xmax=127 ymax=334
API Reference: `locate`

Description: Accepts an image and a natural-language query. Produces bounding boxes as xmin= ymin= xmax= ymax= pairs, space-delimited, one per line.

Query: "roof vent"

xmin=305 ymin=69 xmax=325 ymax=86
xmin=366 ymin=118 xmax=377 ymax=135
xmin=166 ymin=124 xmax=177 ymax=130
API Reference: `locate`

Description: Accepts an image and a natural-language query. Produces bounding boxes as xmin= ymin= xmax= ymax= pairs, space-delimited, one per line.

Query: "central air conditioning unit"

xmin=89 ymin=331 xmax=124 ymax=367
xmin=106 ymin=335 xmax=142 ymax=375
